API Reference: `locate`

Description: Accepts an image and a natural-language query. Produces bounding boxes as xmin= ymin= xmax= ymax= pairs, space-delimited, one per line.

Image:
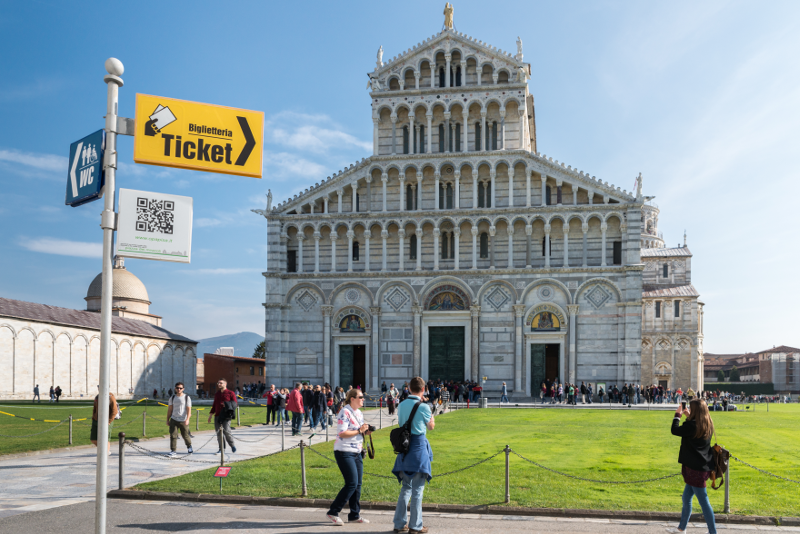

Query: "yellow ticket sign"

xmin=133 ymin=94 xmax=263 ymax=178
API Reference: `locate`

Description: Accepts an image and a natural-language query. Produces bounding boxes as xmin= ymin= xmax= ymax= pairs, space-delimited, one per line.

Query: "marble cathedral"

xmin=253 ymin=10 xmax=704 ymax=397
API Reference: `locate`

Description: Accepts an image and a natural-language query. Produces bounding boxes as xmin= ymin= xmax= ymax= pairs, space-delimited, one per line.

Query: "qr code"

xmin=135 ymin=197 xmax=174 ymax=234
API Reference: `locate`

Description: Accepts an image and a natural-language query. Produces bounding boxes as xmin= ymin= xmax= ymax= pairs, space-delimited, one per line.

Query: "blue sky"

xmin=1 ymin=1 xmax=798 ymax=353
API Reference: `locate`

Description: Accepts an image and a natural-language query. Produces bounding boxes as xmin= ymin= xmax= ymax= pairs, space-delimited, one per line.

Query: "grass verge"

xmin=132 ymin=405 xmax=800 ymax=517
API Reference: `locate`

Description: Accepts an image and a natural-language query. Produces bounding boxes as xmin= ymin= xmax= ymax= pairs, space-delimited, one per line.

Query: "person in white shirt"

xmin=325 ymin=388 xmax=373 ymax=526
xmin=166 ymin=382 xmax=193 ymax=456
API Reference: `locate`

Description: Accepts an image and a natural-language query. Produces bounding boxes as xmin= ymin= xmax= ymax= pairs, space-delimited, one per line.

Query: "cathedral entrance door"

xmin=339 ymin=345 xmax=366 ymax=390
xmin=428 ymin=327 xmax=464 ymax=382
xmin=531 ymin=343 xmax=561 ymax=390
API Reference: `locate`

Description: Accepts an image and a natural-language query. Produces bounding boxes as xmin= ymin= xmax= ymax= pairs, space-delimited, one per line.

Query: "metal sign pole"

xmin=95 ymin=57 xmax=124 ymax=534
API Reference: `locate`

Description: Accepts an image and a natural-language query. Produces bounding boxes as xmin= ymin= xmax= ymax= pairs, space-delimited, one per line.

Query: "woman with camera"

xmin=668 ymin=398 xmax=717 ymax=534
xmin=326 ymin=388 xmax=373 ymax=526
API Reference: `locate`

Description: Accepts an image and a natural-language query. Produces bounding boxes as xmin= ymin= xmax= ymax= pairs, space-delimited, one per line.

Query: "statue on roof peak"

xmin=376 ymin=46 xmax=383 ymax=68
xmin=516 ymin=36 xmax=523 ymax=60
xmin=443 ymin=3 xmax=454 ymax=30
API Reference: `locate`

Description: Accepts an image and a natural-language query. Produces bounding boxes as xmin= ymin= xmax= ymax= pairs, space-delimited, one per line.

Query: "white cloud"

xmin=265 ymin=111 xmax=371 ymax=154
xmin=20 ymin=237 xmax=102 ymax=258
xmin=262 ymin=151 xmax=328 ymax=179
xmin=0 ymin=149 xmax=67 ymax=172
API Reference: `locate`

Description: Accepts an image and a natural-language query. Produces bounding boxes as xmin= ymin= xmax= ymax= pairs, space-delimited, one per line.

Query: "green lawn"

xmin=0 ymin=401 xmax=273 ymax=455
xmin=134 ymin=405 xmax=800 ymax=517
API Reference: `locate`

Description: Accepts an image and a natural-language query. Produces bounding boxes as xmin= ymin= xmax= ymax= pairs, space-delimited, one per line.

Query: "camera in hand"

xmin=368 ymin=425 xmax=377 ymax=432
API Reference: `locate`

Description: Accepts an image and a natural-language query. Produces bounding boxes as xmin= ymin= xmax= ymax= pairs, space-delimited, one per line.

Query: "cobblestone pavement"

xmin=0 ymin=408 xmax=398 ymax=519
xmin=1 ymin=499 xmax=796 ymax=533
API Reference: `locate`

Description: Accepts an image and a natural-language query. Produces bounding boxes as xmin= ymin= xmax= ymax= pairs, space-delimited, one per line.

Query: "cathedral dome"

xmin=86 ymin=257 xmax=151 ymax=314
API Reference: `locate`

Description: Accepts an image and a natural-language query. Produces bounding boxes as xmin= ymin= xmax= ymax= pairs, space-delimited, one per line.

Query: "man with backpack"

xmin=391 ymin=377 xmax=434 ymax=534
xmin=166 ymin=381 xmax=193 ymax=457
xmin=207 ymin=378 xmax=237 ymax=454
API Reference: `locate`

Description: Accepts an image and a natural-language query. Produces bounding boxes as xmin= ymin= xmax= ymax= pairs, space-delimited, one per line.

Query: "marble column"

xmin=480 ymin=111 xmax=486 ymax=151
xmin=412 ymin=305 xmax=423 ymax=377
xmin=410 ymin=184 xmax=417 ymax=210
xmin=399 ymin=174 xmax=405 ymax=212
xmin=330 ymin=235 xmax=338 ymax=272
xmin=470 ymin=306 xmax=481 ymax=382
xmin=444 ymin=112 xmax=451 ymax=153
xmin=372 ymin=117 xmax=379 ymax=154
xmin=322 ymin=306 xmax=333 ymax=386
xmin=620 ymin=223 xmax=628 ymax=266
xmin=541 ymin=175 xmax=547 ymax=206
xmin=297 ymin=235 xmax=304 ymax=272
xmin=370 ymin=307 xmax=381 ymax=390
xmin=513 ymin=304 xmax=525 ymax=393
xmin=526 ymin=171 xmax=531 ymax=208
xmin=489 ymin=226 xmax=496 ymax=268
xmin=453 ymin=228 xmax=461 ymax=270
xmin=471 ymin=227 xmax=478 ymax=269
xmin=427 ymin=114 xmax=433 ymax=154
xmin=499 ymin=109 xmax=506 ymax=150
xmin=582 ymin=223 xmax=589 ymax=268
xmin=365 ymin=176 xmax=372 ymax=212
xmin=460 ymin=60 xmax=467 ymax=87
xmin=508 ymin=167 xmax=514 ymax=207
xmin=507 ymin=226 xmax=514 ymax=268
xmin=445 ymin=54 xmax=451 ymax=87
xmin=364 ymin=231 xmax=371 ymax=272
xmin=398 ymin=229 xmax=405 ymax=271
xmin=472 ymin=174 xmax=478 ymax=207
xmin=518 ymin=109 xmax=526 ymax=150
xmin=324 ymin=197 xmax=329 ymax=214
xmin=414 ymin=71 xmax=420 ymax=90
xmin=573 ymin=187 xmax=578 ymax=205
xmin=567 ymin=305 xmax=579 ymax=383
xmin=433 ymin=229 xmax=440 ymax=271
xmin=346 ymin=231 xmax=354 ymax=272
xmin=313 ymin=232 xmax=320 ymax=273
xmin=525 ymin=225 xmax=532 ymax=268
xmin=544 ymin=224 xmax=551 ymax=268
xmin=434 ymin=172 xmax=440 ymax=210
xmin=337 ymin=189 xmax=343 ymax=213
xmin=415 ymin=125 xmax=421 ymax=154
xmin=600 ymin=222 xmax=608 ymax=267
xmin=490 ymin=170 xmax=496 ymax=208
xmin=381 ymin=173 xmax=388 ymax=212
xmin=454 ymin=171 xmax=461 ymax=208
xmin=415 ymin=228 xmax=423 ymax=271
xmin=352 ymin=183 xmax=358 ymax=213
xmin=563 ymin=227 xmax=570 ymax=268
xmin=417 ymin=177 xmax=423 ymax=210
xmin=409 ymin=116 xmax=415 ymax=154
xmin=381 ymin=230 xmax=388 ymax=271
xmin=391 ymin=115 xmax=397 ymax=155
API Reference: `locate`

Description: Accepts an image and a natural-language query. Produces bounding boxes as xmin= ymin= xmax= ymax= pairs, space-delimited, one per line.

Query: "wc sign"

xmin=65 ymin=129 xmax=105 ymax=207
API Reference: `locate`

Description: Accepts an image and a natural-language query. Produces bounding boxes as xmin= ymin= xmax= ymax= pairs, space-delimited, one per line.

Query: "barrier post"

xmin=300 ymin=440 xmax=308 ymax=496
xmin=142 ymin=406 xmax=147 ymax=437
xmin=218 ymin=428 xmax=225 ymax=467
xmin=379 ymin=401 xmax=382 ymax=429
xmin=723 ymin=450 xmax=730 ymax=514
xmin=504 ymin=445 xmax=510 ymax=504
xmin=236 ymin=405 xmax=240 ymax=427
xmin=195 ymin=409 xmax=199 ymax=432
xmin=118 ymin=432 xmax=125 ymax=489
xmin=69 ymin=415 xmax=73 ymax=445
xmin=281 ymin=416 xmax=286 ymax=451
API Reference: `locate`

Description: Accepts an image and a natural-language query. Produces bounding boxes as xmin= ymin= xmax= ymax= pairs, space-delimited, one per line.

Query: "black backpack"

xmin=390 ymin=400 xmax=421 ymax=455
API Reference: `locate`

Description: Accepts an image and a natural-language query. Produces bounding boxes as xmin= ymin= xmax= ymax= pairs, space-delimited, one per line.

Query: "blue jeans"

xmin=307 ymin=407 xmax=315 ymax=428
xmin=291 ymin=411 xmax=303 ymax=435
xmin=678 ymin=484 xmax=716 ymax=534
xmin=500 ymin=395 xmax=509 ymax=403
xmin=304 ymin=406 xmax=312 ymax=424
xmin=328 ymin=451 xmax=362 ymax=520
xmin=393 ymin=472 xmax=427 ymax=531
xmin=314 ymin=408 xmax=327 ymax=429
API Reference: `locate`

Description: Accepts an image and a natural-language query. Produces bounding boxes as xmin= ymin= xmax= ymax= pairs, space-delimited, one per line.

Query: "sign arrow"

xmin=70 ymin=142 xmax=83 ymax=198
xmin=235 ymin=116 xmax=255 ymax=166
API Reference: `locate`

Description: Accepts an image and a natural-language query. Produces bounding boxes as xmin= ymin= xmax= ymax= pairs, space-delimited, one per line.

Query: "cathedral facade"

xmin=254 ymin=18 xmax=702 ymax=396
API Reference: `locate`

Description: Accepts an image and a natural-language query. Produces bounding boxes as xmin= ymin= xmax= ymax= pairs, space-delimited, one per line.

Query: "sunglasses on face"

xmin=175 ymin=387 xmax=183 ymax=390
xmin=356 ymin=396 xmax=364 ymax=399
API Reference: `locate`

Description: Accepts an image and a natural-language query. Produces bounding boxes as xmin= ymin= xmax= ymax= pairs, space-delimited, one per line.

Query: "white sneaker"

xmin=326 ymin=514 xmax=343 ymax=526
xmin=665 ymin=529 xmax=684 ymax=533
xmin=349 ymin=517 xmax=370 ymax=523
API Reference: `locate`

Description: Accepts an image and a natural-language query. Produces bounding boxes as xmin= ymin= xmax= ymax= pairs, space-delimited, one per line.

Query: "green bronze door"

xmin=339 ymin=345 xmax=354 ymax=388
xmin=531 ymin=344 xmax=546 ymax=393
xmin=428 ymin=327 xmax=465 ymax=382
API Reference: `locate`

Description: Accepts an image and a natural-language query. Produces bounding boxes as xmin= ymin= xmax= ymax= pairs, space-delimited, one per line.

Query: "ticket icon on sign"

xmin=144 ymin=105 xmax=177 ymax=136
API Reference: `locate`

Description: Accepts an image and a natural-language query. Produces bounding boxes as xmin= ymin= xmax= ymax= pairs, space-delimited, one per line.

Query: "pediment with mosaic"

xmin=336 ymin=308 xmax=370 ymax=332
xmin=526 ymin=304 xmax=566 ymax=331
xmin=425 ymin=284 xmax=469 ymax=311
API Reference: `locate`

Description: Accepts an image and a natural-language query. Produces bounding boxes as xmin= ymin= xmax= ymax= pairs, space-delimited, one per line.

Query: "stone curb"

xmin=107 ymin=489 xmax=799 ymax=526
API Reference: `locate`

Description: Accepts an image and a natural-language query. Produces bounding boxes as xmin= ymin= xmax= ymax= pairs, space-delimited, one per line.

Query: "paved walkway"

xmin=0 ymin=408 xmax=397 ymax=519
xmin=1 ymin=499 xmax=796 ymax=533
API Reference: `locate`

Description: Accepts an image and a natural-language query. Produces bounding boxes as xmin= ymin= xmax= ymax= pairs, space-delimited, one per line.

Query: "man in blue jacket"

xmin=392 ymin=376 xmax=434 ymax=534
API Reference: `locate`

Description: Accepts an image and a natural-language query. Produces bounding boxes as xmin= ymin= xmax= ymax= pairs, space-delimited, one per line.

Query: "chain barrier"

xmin=0 ymin=420 xmax=67 ymax=438
xmin=108 ymin=413 xmax=144 ymax=428
xmin=436 ymin=450 xmax=504 ymax=478
xmin=230 ymin=431 xmax=274 ymax=443
xmin=304 ymin=445 xmax=395 ymax=480
xmin=730 ymin=455 xmax=800 ymax=484
xmin=125 ymin=440 xmax=226 ymax=464
xmin=511 ymin=450 xmax=681 ymax=484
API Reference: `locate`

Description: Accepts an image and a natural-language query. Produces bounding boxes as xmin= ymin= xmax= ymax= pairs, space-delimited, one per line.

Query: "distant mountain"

xmin=196 ymin=332 xmax=263 ymax=359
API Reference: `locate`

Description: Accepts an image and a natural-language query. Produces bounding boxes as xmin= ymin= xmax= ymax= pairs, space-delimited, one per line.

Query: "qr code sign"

xmin=136 ymin=197 xmax=174 ymax=235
